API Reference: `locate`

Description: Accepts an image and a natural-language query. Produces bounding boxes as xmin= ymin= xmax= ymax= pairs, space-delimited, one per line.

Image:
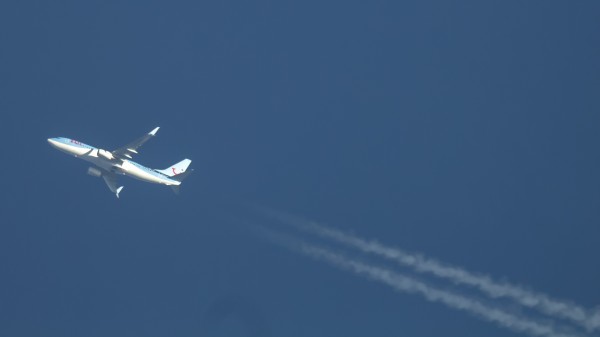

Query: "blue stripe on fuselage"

xmin=52 ymin=137 xmax=97 ymax=150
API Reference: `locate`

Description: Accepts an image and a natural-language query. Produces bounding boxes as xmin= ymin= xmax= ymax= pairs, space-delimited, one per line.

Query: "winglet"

xmin=149 ymin=127 xmax=160 ymax=136
xmin=115 ymin=186 xmax=124 ymax=198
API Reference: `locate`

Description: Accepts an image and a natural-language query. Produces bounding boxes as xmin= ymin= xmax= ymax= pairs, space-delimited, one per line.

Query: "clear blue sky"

xmin=1 ymin=1 xmax=599 ymax=336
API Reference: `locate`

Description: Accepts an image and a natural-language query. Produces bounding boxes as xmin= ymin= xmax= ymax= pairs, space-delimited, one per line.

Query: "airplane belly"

xmin=129 ymin=170 xmax=159 ymax=183
xmin=121 ymin=161 xmax=166 ymax=184
xmin=93 ymin=159 xmax=116 ymax=172
xmin=79 ymin=151 xmax=115 ymax=170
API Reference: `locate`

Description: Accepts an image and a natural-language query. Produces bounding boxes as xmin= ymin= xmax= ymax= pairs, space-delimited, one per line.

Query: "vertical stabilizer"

xmin=157 ymin=159 xmax=192 ymax=177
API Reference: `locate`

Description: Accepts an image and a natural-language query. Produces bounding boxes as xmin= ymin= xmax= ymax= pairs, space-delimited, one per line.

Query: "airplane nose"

xmin=47 ymin=138 xmax=59 ymax=147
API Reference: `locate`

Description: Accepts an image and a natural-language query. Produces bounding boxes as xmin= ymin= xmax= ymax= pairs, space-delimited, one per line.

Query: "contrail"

xmin=256 ymin=207 xmax=600 ymax=332
xmin=259 ymin=228 xmax=584 ymax=337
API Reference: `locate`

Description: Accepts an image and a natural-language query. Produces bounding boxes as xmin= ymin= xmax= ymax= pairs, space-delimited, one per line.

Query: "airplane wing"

xmin=101 ymin=169 xmax=124 ymax=198
xmin=112 ymin=127 xmax=160 ymax=160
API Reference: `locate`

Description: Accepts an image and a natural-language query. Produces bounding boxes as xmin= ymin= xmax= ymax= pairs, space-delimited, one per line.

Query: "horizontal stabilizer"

xmin=169 ymin=169 xmax=193 ymax=195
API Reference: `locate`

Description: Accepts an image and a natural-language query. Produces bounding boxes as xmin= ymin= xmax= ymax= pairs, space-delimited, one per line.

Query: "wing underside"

xmin=100 ymin=169 xmax=124 ymax=198
xmin=112 ymin=127 xmax=159 ymax=160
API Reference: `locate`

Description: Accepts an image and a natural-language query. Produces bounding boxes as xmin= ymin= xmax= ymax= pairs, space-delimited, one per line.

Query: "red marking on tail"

xmin=172 ymin=167 xmax=178 ymax=175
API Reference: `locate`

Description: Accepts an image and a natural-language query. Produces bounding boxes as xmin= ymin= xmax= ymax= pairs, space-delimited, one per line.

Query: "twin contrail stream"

xmin=257 ymin=208 xmax=600 ymax=332
xmin=259 ymin=228 xmax=583 ymax=337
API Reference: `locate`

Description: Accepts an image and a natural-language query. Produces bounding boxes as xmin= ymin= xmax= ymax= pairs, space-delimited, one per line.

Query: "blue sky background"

xmin=1 ymin=1 xmax=599 ymax=336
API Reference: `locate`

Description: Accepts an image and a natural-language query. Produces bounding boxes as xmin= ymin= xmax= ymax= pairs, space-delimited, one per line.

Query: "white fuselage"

xmin=47 ymin=137 xmax=180 ymax=186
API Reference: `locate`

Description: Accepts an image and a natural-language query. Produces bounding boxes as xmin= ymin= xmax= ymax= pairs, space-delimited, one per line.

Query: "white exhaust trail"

xmin=257 ymin=208 xmax=600 ymax=332
xmin=259 ymin=228 xmax=584 ymax=337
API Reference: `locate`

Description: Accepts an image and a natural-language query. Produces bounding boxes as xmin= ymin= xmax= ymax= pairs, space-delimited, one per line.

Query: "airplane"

xmin=47 ymin=127 xmax=192 ymax=198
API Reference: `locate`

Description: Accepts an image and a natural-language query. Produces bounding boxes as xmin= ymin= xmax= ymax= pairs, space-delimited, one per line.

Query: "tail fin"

xmin=170 ymin=168 xmax=193 ymax=183
xmin=157 ymin=159 xmax=192 ymax=177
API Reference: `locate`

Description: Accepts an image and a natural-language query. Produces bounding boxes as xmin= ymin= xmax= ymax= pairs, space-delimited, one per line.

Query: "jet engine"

xmin=87 ymin=167 xmax=102 ymax=177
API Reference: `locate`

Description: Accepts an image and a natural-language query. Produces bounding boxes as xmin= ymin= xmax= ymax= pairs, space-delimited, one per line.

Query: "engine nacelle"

xmin=98 ymin=149 xmax=114 ymax=160
xmin=87 ymin=167 xmax=102 ymax=177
